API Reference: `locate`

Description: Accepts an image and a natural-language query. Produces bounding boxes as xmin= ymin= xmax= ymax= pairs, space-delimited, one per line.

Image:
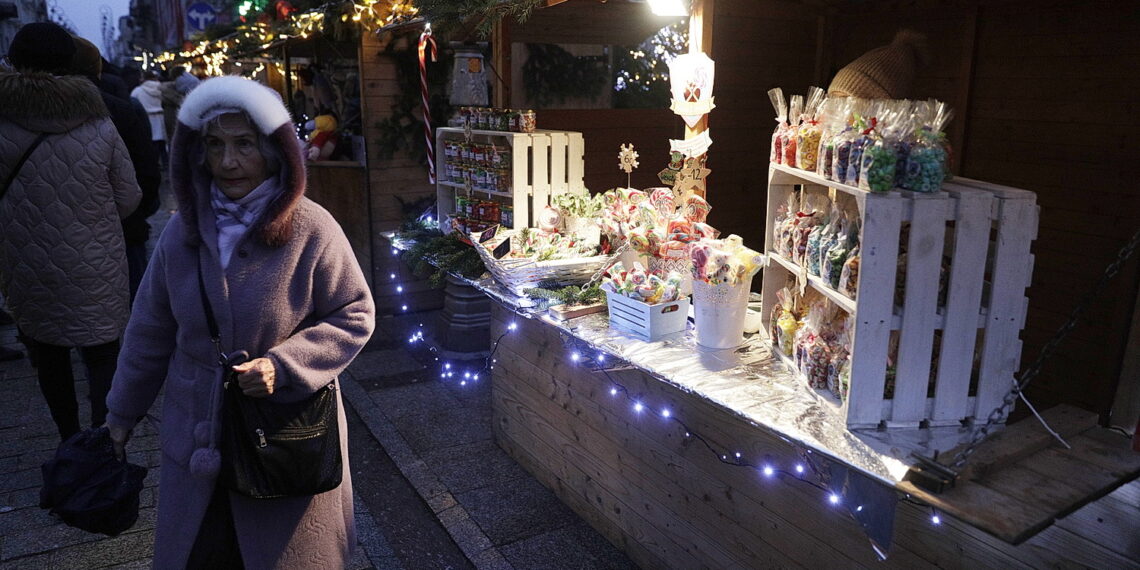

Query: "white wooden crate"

xmin=762 ymin=164 xmax=1038 ymax=429
xmin=435 ymin=127 xmax=585 ymax=232
xmin=606 ymin=291 xmax=690 ymax=341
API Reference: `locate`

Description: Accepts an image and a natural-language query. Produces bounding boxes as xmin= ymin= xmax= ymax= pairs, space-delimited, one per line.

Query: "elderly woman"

xmin=105 ymin=76 xmax=374 ymax=568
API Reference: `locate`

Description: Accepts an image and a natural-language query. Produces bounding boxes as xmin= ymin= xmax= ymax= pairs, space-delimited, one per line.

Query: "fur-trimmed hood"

xmin=0 ymin=71 xmax=109 ymax=133
xmin=170 ymin=76 xmax=306 ymax=247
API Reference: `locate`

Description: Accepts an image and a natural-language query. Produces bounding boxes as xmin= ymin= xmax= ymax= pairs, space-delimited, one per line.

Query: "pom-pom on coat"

xmin=105 ymin=76 xmax=375 ymax=569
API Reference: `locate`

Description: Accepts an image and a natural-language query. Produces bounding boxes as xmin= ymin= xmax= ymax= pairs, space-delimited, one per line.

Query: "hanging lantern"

xmin=668 ymin=52 xmax=716 ymax=128
xmin=449 ymin=46 xmax=489 ymax=107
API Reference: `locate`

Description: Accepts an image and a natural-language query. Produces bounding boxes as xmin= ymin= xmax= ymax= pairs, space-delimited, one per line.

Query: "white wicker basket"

xmin=471 ymin=231 xmax=619 ymax=296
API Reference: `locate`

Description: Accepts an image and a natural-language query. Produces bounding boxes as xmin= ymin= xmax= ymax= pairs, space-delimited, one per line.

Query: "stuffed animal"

xmin=304 ymin=114 xmax=339 ymax=161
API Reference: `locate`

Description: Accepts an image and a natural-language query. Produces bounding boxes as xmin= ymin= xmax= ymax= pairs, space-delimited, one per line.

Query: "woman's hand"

xmin=105 ymin=424 xmax=132 ymax=461
xmin=231 ymin=357 xmax=276 ymax=397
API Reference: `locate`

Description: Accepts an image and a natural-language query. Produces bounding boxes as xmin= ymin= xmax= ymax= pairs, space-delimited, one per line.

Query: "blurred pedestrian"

xmin=72 ymin=36 xmax=162 ymax=301
xmin=173 ymin=64 xmax=199 ymax=95
xmin=130 ymin=71 xmax=168 ymax=168
xmin=0 ymin=22 xmax=141 ymax=441
xmin=106 ymin=76 xmax=373 ymax=568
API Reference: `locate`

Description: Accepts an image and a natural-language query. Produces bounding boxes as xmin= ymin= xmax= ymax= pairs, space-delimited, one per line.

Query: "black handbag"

xmin=40 ymin=427 xmax=147 ymax=536
xmin=197 ymin=257 xmax=342 ymax=499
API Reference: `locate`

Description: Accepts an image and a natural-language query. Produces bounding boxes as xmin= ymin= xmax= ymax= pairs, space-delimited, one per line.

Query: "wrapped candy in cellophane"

xmin=602 ymin=262 xmax=684 ymax=305
xmin=768 ymin=88 xmax=788 ymax=164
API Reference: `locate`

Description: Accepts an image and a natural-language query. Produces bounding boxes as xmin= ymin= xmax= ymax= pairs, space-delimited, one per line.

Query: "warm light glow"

xmin=647 ymin=0 xmax=688 ymax=16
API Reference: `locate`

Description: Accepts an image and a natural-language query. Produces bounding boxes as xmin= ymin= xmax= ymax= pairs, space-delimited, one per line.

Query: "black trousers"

xmin=27 ymin=337 xmax=120 ymax=441
xmin=186 ymin=484 xmax=244 ymax=569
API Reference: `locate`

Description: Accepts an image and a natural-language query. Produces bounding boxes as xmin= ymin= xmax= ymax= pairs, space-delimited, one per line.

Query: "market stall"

xmin=395 ymin=1 xmax=1140 ymax=567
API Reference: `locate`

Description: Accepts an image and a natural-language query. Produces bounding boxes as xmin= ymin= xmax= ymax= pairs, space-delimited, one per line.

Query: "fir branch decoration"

xmin=414 ymin=0 xmax=546 ymax=38
xmin=524 ymin=283 xmax=604 ymax=307
xmin=401 ymin=231 xmax=487 ymax=288
xmin=522 ymin=44 xmax=608 ymax=108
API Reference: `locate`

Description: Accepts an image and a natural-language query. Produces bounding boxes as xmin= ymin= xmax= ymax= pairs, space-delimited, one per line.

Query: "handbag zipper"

xmin=256 ymin=428 xmax=267 ymax=448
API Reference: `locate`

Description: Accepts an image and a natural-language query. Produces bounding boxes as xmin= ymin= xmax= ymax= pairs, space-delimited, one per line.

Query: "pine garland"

xmin=413 ymin=0 xmax=546 ymax=37
xmin=401 ymin=231 xmax=487 ymax=288
xmin=524 ymin=283 xmax=604 ymax=307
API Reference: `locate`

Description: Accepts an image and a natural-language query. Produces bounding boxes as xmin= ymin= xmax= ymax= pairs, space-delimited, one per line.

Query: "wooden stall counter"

xmin=485 ymin=297 xmax=1140 ymax=569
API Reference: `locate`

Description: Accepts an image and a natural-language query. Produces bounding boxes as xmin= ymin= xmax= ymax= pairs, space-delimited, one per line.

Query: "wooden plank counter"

xmin=487 ymin=301 xmax=1140 ymax=568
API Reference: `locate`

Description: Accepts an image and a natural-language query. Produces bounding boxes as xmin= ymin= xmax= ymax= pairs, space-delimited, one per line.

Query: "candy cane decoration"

xmin=419 ymin=24 xmax=438 ymax=183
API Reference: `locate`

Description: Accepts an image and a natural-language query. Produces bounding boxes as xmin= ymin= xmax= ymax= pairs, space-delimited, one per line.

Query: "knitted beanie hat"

xmin=828 ymin=30 xmax=930 ymax=99
xmin=8 ymin=22 xmax=77 ymax=74
xmin=70 ymin=36 xmax=103 ymax=79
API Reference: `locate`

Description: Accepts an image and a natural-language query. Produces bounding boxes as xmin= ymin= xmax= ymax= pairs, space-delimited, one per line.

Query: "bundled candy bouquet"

xmin=688 ymin=235 xmax=764 ymax=287
xmin=602 ymin=263 xmax=685 ymax=305
xmin=598 ymin=187 xmax=719 ymax=262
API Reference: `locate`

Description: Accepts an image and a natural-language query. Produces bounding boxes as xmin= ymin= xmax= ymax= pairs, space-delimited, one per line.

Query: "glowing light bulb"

xmin=610 ymin=388 xmax=618 ymax=396
xmin=396 ymin=285 xmax=403 ymax=293
xmin=661 ymin=409 xmax=671 ymax=418
xmin=931 ymin=514 xmax=941 ymax=525
xmin=762 ymin=466 xmax=774 ymax=477
xmin=829 ymin=494 xmax=841 ymax=505
xmin=795 ymin=464 xmax=805 ymax=474
xmin=633 ymin=402 xmax=644 ymax=413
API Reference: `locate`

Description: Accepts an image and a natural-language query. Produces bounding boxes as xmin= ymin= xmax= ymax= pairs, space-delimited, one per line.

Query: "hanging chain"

xmin=950 ymin=226 xmax=1140 ymax=470
xmin=581 ymin=242 xmax=630 ymax=291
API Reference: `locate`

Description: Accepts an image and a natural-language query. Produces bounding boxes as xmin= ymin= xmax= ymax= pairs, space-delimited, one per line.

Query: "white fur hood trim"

xmin=176 ymin=75 xmax=291 ymax=135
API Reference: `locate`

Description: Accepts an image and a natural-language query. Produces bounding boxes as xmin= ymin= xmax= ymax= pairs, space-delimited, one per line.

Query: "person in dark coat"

xmin=0 ymin=23 xmax=141 ymax=441
xmin=71 ymin=36 xmax=161 ymax=301
xmin=105 ymin=76 xmax=374 ymax=568
xmin=97 ymin=57 xmax=131 ymax=100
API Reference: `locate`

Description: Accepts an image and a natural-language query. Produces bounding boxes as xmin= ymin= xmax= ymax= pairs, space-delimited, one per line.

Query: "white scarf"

xmin=210 ymin=177 xmax=279 ymax=269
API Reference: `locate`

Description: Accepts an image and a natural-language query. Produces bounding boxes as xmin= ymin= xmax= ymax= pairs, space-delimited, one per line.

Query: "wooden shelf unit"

xmin=762 ymin=164 xmax=1039 ymax=428
xmin=435 ymin=127 xmax=585 ymax=232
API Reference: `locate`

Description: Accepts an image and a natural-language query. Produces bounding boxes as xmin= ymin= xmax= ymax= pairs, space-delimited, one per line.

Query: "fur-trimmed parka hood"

xmin=0 ymin=71 xmax=109 ymax=133
xmin=170 ymin=76 xmax=306 ymax=247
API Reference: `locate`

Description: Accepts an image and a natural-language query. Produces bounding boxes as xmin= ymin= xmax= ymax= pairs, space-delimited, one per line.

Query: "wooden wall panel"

xmin=359 ymin=32 xmax=443 ymax=314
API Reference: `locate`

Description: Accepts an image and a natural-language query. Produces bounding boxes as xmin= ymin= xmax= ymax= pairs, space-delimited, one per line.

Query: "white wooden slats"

xmin=435 ymin=127 xmax=585 ymax=231
xmin=889 ymin=193 xmax=953 ymax=427
xmin=930 ymin=185 xmax=994 ymax=426
xmin=845 ymin=192 xmax=905 ymax=428
xmin=763 ymin=164 xmax=1037 ymax=429
xmin=972 ymin=193 xmax=1038 ymax=422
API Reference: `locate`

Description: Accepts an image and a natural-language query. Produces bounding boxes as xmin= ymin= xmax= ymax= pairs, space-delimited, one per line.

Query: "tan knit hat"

xmin=828 ymin=30 xmax=929 ymax=99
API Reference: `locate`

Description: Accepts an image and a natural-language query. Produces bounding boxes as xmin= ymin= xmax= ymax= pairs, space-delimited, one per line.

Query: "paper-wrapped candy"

xmin=603 ymin=262 xmax=684 ymax=305
xmin=689 ymin=235 xmax=764 ymax=286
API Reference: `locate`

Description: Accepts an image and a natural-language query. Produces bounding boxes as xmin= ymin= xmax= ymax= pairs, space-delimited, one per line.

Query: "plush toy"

xmin=304 ymin=114 xmax=339 ymax=161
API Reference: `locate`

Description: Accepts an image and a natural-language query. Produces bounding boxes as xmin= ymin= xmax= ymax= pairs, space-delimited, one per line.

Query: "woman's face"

xmin=204 ymin=113 xmax=269 ymax=199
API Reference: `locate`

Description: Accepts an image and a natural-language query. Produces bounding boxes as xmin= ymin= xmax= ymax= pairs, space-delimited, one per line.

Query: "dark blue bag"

xmin=40 ymin=427 xmax=147 ymax=536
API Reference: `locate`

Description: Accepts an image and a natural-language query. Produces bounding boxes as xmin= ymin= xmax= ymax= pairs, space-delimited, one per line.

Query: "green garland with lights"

xmin=400 ymin=230 xmax=487 ymax=288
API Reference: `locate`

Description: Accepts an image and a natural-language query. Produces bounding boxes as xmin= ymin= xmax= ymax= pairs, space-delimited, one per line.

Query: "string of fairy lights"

xmin=149 ymin=1 xmax=419 ymax=76
xmin=384 ymin=243 xmax=947 ymax=549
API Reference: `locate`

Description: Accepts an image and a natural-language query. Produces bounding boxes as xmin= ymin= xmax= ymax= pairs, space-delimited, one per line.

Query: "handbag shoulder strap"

xmin=1 ymin=132 xmax=48 ymax=202
xmin=195 ymin=249 xmax=227 ymax=366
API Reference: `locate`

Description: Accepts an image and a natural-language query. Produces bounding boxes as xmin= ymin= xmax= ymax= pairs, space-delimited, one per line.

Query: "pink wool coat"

xmin=105 ymin=77 xmax=375 ymax=569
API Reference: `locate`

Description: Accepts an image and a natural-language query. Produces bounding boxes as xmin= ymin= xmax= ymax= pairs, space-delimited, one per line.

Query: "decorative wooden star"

xmin=618 ymin=143 xmax=640 ymax=175
xmin=672 ymin=154 xmax=711 ymax=201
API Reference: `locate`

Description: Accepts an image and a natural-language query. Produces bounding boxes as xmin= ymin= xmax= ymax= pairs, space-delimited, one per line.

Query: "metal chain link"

xmin=950 ymin=226 xmax=1140 ymax=470
xmin=581 ymin=242 xmax=630 ymax=291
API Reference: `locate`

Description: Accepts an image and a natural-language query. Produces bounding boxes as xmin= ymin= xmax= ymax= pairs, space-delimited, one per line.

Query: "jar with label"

xmin=455 ymin=196 xmax=468 ymax=219
xmin=520 ymin=110 xmax=536 ymax=133
xmin=508 ymin=110 xmax=521 ymax=132
xmin=497 ymin=110 xmax=511 ymax=131
xmin=501 ymin=205 xmax=514 ymax=228
xmin=484 ymin=202 xmax=500 ymax=223
xmin=472 ymin=143 xmax=485 ymax=165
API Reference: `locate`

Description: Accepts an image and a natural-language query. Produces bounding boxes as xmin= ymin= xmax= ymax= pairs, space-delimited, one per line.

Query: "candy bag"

xmin=824 ymin=220 xmax=854 ymax=289
xmin=782 ymin=94 xmax=803 ymax=167
xmin=858 ymin=102 xmax=903 ymax=193
xmin=795 ymin=87 xmax=826 ymax=172
xmin=827 ymin=319 xmax=851 ymax=400
xmin=768 ymin=88 xmax=788 ymax=164
xmin=838 ymin=244 xmax=860 ymax=298
xmin=845 ymin=110 xmax=874 ymax=187
xmin=901 ymin=100 xmax=954 ymax=193
xmin=817 ymin=98 xmax=847 ymax=180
